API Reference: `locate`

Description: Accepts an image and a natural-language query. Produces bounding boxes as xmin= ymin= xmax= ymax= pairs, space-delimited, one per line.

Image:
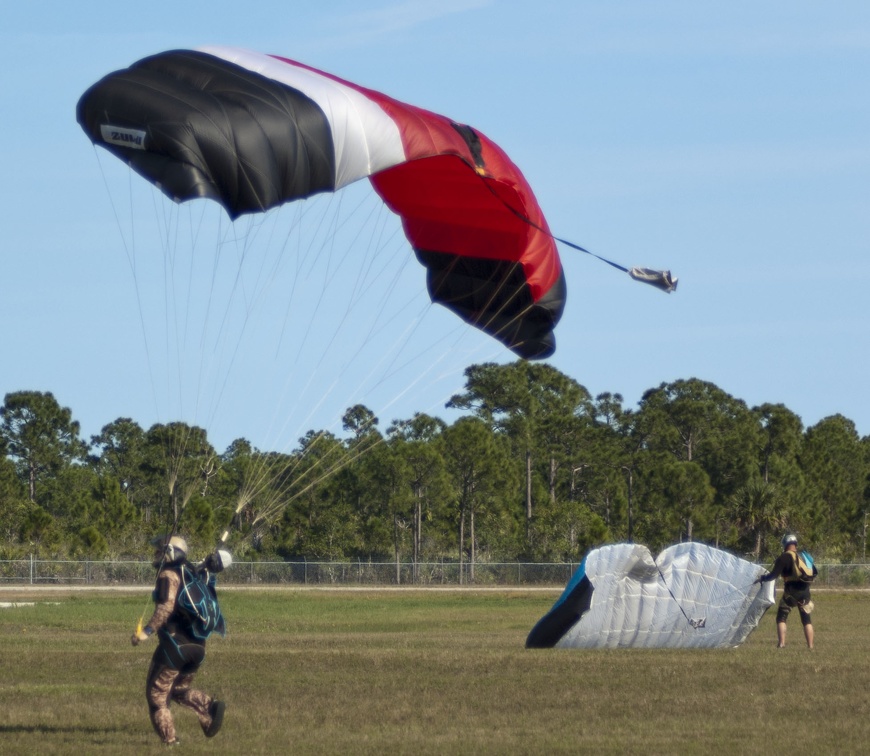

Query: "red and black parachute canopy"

xmin=77 ymin=47 xmax=565 ymax=359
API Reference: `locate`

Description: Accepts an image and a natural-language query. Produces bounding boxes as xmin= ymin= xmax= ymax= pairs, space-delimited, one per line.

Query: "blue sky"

xmin=2 ymin=1 xmax=868 ymax=453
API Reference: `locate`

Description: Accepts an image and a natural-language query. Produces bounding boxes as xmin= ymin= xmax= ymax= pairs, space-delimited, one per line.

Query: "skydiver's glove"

xmin=131 ymin=627 xmax=153 ymax=646
xmin=753 ymin=574 xmax=767 ymax=585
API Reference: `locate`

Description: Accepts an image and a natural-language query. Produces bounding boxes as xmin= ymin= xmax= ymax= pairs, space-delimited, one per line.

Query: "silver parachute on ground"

xmin=526 ymin=542 xmax=774 ymax=649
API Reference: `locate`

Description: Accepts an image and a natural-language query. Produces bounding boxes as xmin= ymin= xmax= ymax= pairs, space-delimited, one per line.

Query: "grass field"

xmin=0 ymin=586 xmax=868 ymax=755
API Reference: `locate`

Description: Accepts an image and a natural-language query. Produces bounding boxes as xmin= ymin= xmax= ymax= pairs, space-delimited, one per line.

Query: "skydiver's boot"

xmin=203 ymin=700 xmax=225 ymax=738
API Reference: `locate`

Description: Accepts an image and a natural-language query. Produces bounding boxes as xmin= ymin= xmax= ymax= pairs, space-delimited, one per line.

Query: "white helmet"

xmin=781 ymin=533 xmax=798 ymax=548
xmin=151 ymin=534 xmax=188 ymax=564
xmin=202 ymin=548 xmax=233 ymax=573
xmin=216 ymin=549 xmax=233 ymax=570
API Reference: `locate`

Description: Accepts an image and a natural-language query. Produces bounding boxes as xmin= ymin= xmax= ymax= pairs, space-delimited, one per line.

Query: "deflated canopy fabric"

xmin=76 ymin=46 xmax=565 ymax=359
xmin=526 ymin=543 xmax=774 ymax=649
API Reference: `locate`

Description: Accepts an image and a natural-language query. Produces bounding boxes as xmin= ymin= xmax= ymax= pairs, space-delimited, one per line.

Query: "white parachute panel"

xmin=553 ymin=543 xmax=774 ymax=649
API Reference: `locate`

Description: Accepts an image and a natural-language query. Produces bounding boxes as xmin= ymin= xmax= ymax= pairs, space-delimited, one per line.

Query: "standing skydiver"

xmin=131 ymin=534 xmax=230 ymax=746
xmin=755 ymin=533 xmax=817 ymax=649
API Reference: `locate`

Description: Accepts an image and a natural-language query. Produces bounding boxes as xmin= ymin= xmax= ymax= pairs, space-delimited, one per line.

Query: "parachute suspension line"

xmin=235 ymin=336 xmax=478 ymax=538
xmin=179 ymin=209 xmax=238 ymax=433
xmin=232 ymin=192 xmax=364 ymax=451
xmin=101 ymin=172 xmax=512 ymax=551
xmin=294 ymin=188 xmax=415 ymax=359
xmin=192 ymin=212 xmax=277 ymax=434
xmin=249 ymin=433 xmax=389 ymax=529
xmin=425 ymin=250 xmax=542 ymax=356
xmin=155 ymin=203 xmax=263 ymax=451
xmin=142 ymin=193 xmax=248 ymax=538
xmin=154 ymin=199 xmax=287 ymax=461
xmin=254 ymin=219 xmax=447 ymax=516
xmin=472 ymin=168 xmax=678 ymax=293
xmin=190 ymin=203 xmax=234 ymax=433
xmin=252 ymin=190 xmax=353 ymax=429
xmin=248 ymin=437 xmax=341 ymax=526
xmin=96 ymin=152 xmax=213 ymax=542
xmin=149 ymin=200 xmax=209 ymax=515
xmin=172 ymin=186 xmax=456 ymax=543
xmin=210 ymin=431 xmax=369 ymax=544
xmin=224 ymin=303 xmax=478 ymax=537
xmin=269 ymin=192 xmax=352 ymax=374
xmin=319 ymin=227 xmax=425 ymax=384
xmin=260 ymin=189 xmax=460 ymax=451
xmin=240 ymin=315 xmax=500 ymax=529
xmin=217 ymin=489 xmax=254 ymax=551
xmin=214 ymin=197 xmax=386 ymax=459
xmin=654 ymin=562 xmax=706 ymax=630
xmin=296 ymin=200 xmax=490 ymax=436
xmin=293 ymin=189 xmax=367 ymax=365
xmin=93 ymin=148 xmax=163 ymax=421
xmin=95 ymin=150 xmax=212 ymax=551
xmin=156 ymin=197 xmax=188 ymax=425
xmin=273 ymin=199 xmax=310 ymax=357
xmin=187 ymin=191 xmax=412 ymax=538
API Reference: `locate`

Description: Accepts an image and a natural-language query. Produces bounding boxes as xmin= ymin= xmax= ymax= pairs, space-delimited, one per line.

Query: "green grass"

xmin=1 ymin=587 xmax=868 ymax=754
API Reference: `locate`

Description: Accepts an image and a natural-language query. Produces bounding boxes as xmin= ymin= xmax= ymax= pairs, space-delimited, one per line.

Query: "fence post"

xmin=30 ymin=553 xmax=34 ymax=585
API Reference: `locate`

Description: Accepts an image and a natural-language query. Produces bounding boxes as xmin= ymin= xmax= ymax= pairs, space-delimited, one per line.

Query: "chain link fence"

xmin=2 ymin=557 xmax=870 ymax=587
xmin=0 ymin=558 xmax=576 ymax=587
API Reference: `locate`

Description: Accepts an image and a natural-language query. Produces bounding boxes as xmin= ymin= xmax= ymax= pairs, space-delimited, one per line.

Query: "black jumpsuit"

xmin=759 ymin=550 xmax=813 ymax=626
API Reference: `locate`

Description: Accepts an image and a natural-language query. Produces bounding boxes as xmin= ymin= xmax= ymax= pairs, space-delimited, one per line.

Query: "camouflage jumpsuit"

xmin=143 ymin=566 xmax=218 ymax=744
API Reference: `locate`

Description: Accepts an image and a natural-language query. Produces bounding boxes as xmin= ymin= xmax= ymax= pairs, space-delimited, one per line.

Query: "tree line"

xmin=2 ymin=361 xmax=869 ymax=567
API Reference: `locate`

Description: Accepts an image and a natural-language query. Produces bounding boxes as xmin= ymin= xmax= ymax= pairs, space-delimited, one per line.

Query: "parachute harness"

xmin=180 ymin=566 xmax=206 ymax=625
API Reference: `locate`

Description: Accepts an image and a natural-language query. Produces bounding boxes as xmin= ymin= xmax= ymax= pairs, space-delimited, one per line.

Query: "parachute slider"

xmin=628 ymin=267 xmax=678 ymax=293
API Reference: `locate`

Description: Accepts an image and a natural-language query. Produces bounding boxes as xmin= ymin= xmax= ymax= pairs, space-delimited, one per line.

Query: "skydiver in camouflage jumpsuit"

xmin=131 ymin=535 xmax=226 ymax=746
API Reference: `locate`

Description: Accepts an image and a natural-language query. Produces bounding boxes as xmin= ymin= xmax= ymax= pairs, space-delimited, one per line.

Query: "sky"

xmin=2 ymin=1 xmax=869 ymax=454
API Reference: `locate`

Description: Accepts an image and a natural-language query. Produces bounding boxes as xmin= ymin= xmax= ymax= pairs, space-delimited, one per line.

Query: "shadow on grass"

xmin=0 ymin=724 xmax=128 ymax=735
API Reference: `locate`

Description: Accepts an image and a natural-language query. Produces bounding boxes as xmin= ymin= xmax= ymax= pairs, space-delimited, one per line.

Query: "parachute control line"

xmin=552 ymin=236 xmax=678 ymax=293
